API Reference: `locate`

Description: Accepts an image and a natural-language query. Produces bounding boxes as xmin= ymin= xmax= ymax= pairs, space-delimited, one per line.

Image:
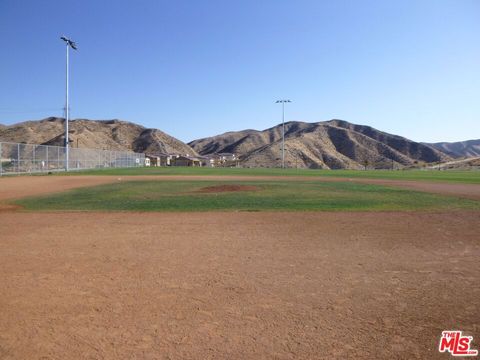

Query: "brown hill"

xmin=428 ymin=156 xmax=480 ymax=170
xmin=189 ymin=120 xmax=451 ymax=169
xmin=0 ymin=117 xmax=197 ymax=156
xmin=426 ymin=139 xmax=480 ymax=158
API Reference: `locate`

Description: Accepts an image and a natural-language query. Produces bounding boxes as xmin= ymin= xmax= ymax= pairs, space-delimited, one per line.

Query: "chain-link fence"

xmin=0 ymin=142 xmax=145 ymax=175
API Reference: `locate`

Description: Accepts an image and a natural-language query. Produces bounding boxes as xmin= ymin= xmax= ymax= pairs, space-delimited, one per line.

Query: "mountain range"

xmin=0 ymin=117 xmax=477 ymax=169
xmin=189 ymin=119 xmax=455 ymax=169
xmin=0 ymin=117 xmax=197 ymax=156
xmin=426 ymin=139 xmax=480 ymax=158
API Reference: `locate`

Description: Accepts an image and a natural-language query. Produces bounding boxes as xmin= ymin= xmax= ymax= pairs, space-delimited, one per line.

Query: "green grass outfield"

xmin=14 ymin=180 xmax=480 ymax=212
xmin=61 ymin=167 xmax=480 ymax=184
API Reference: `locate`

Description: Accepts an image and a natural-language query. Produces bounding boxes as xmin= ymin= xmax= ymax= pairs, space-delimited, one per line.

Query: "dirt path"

xmin=1 ymin=174 xmax=480 ymax=202
xmin=0 ymin=211 xmax=478 ymax=359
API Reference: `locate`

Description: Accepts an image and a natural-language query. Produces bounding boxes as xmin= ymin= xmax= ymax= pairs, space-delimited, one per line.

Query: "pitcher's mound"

xmin=195 ymin=184 xmax=259 ymax=193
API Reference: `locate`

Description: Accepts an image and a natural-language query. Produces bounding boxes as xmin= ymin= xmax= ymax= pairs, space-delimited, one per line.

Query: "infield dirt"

xmin=0 ymin=175 xmax=479 ymax=359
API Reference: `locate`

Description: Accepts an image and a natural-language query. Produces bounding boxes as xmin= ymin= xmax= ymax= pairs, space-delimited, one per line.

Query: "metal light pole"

xmin=275 ymin=99 xmax=291 ymax=168
xmin=60 ymin=36 xmax=77 ymax=171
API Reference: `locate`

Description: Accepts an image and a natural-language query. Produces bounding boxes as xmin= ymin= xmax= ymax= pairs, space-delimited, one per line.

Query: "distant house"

xmin=215 ymin=153 xmax=239 ymax=167
xmin=217 ymin=153 xmax=237 ymax=162
xmin=144 ymin=153 xmax=176 ymax=166
xmin=143 ymin=153 xmax=204 ymax=167
xmin=197 ymin=153 xmax=238 ymax=167
xmin=145 ymin=154 xmax=161 ymax=167
xmin=198 ymin=155 xmax=216 ymax=167
xmin=144 ymin=155 xmax=155 ymax=167
xmin=171 ymin=155 xmax=202 ymax=167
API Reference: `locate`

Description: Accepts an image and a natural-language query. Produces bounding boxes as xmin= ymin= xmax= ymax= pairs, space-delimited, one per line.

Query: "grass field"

xmin=60 ymin=166 xmax=480 ymax=184
xmin=14 ymin=179 xmax=480 ymax=212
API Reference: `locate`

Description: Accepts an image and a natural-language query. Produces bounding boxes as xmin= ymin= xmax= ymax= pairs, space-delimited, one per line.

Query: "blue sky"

xmin=0 ymin=0 xmax=478 ymax=143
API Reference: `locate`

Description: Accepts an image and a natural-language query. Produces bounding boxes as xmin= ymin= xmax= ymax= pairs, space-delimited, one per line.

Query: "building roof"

xmin=176 ymin=155 xmax=201 ymax=161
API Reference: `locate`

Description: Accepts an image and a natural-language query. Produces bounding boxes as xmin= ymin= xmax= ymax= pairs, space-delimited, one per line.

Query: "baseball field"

xmin=0 ymin=168 xmax=479 ymax=359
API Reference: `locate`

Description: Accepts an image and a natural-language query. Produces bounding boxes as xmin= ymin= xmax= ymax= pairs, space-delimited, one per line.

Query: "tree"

xmin=363 ymin=159 xmax=369 ymax=170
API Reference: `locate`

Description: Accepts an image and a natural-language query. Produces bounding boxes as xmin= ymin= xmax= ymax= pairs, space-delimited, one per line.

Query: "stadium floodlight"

xmin=61 ymin=36 xmax=77 ymax=50
xmin=60 ymin=36 xmax=77 ymax=171
xmin=275 ymin=99 xmax=292 ymax=169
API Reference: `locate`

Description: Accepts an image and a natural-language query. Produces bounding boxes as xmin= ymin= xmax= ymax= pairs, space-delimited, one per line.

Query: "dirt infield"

xmin=1 ymin=174 xmax=480 ymax=202
xmin=0 ymin=211 xmax=479 ymax=359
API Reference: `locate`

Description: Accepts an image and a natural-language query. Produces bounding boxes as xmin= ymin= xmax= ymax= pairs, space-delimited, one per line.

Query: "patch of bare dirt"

xmin=0 ymin=175 xmax=118 ymax=201
xmin=194 ymin=184 xmax=259 ymax=193
xmin=0 ymin=204 xmax=22 ymax=212
xmin=0 ymin=211 xmax=478 ymax=359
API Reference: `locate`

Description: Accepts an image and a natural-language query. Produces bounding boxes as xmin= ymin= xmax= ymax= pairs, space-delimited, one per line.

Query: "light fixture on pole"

xmin=275 ymin=99 xmax=291 ymax=169
xmin=60 ymin=36 xmax=77 ymax=171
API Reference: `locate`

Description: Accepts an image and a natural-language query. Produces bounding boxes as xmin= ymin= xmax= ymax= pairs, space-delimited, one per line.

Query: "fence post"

xmin=17 ymin=143 xmax=20 ymax=173
xmin=0 ymin=142 xmax=2 ymax=176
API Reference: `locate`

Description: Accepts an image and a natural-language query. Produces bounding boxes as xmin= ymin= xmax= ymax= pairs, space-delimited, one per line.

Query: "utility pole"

xmin=60 ymin=36 xmax=77 ymax=171
xmin=275 ymin=99 xmax=291 ymax=169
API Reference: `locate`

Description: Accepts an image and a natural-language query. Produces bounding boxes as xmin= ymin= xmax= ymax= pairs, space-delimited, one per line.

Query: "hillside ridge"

xmin=0 ymin=117 xmax=198 ymax=156
xmin=2 ymin=117 xmax=477 ymax=169
xmin=189 ymin=119 xmax=452 ymax=169
xmin=426 ymin=139 xmax=480 ymax=158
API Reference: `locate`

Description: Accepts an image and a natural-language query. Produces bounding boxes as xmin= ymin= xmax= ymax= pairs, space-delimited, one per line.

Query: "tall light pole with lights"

xmin=275 ymin=99 xmax=291 ymax=169
xmin=60 ymin=36 xmax=77 ymax=171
